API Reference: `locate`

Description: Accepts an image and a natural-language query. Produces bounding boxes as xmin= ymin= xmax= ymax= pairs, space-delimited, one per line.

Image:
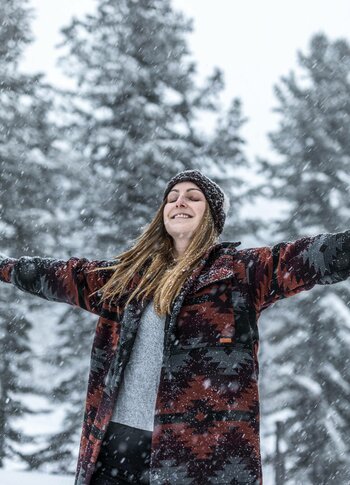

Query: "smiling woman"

xmin=2 ymin=169 xmax=350 ymax=484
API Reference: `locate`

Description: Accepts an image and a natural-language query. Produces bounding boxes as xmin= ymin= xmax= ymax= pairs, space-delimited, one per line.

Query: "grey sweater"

xmin=110 ymin=299 xmax=166 ymax=431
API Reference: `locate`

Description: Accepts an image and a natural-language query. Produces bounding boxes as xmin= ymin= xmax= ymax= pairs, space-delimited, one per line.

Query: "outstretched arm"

xmin=247 ymin=229 xmax=350 ymax=313
xmin=0 ymin=254 xmax=116 ymax=315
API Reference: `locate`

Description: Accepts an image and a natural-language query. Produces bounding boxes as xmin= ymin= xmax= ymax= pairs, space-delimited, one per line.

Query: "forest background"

xmin=1 ymin=0 xmax=350 ymax=483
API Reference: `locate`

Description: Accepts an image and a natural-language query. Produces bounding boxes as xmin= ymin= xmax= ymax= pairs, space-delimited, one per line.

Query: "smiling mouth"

xmin=171 ymin=215 xmax=193 ymax=219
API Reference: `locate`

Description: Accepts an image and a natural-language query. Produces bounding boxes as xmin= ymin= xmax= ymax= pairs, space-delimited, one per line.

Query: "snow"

xmin=321 ymin=362 xmax=350 ymax=393
xmin=0 ymin=470 xmax=72 ymax=485
xmin=1 ymin=0 xmax=349 ymax=482
xmin=325 ymin=412 xmax=348 ymax=455
xmin=292 ymin=375 xmax=322 ymax=397
xmin=320 ymin=292 xmax=350 ymax=330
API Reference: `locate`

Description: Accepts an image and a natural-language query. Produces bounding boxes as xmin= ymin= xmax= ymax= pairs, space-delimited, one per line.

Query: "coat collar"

xmin=129 ymin=240 xmax=241 ymax=297
xmin=188 ymin=240 xmax=241 ymax=293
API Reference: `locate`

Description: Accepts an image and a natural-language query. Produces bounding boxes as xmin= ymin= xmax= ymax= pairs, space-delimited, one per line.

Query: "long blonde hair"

xmin=89 ymin=199 xmax=219 ymax=317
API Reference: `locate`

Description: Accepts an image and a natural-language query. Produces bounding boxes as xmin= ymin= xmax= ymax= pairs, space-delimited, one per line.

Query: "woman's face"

xmin=163 ymin=181 xmax=207 ymax=239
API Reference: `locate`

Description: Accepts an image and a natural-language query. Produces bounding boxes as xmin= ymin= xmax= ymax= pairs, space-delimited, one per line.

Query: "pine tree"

xmin=57 ymin=0 xmax=250 ymax=255
xmin=257 ymin=33 xmax=350 ymax=483
xmin=204 ymin=97 xmax=257 ymax=239
xmin=0 ymin=0 xmax=62 ymax=470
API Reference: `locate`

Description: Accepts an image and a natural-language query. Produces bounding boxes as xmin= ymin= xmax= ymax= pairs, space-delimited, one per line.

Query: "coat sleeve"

xmin=0 ymin=253 xmax=116 ymax=315
xmin=247 ymin=229 xmax=350 ymax=313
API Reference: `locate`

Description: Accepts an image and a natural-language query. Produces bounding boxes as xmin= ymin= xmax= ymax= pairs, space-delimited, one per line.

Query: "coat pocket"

xmin=167 ymin=340 xmax=252 ymax=379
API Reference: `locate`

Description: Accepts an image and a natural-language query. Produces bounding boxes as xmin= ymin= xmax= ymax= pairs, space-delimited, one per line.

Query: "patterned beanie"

xmin=163 ymin=169 xmax=230 ymax=235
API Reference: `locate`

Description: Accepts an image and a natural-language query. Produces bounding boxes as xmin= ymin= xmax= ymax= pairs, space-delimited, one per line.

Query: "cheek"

xmin=163 ymin=205 xmax=170 ymax=220
xmin=199 ymin=203 xmax=207 ymax=217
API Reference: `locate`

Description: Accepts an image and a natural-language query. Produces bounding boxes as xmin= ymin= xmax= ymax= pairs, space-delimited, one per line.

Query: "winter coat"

xmin=1 ymin=230 xmax=350 ymax=484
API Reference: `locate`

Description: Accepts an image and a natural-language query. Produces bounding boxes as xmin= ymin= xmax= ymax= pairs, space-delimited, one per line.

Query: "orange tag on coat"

xmin=219 ymin=337 xmax=233 ymax=343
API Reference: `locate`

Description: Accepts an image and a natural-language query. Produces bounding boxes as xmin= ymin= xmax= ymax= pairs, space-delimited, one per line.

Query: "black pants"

xmin=90 ymin=421 xmax=152 ymax=484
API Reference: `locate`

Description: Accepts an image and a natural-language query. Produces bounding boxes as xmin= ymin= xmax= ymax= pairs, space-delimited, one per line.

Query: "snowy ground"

xmin=0 ymin=470 xmax=73 ymax=484
xmin=0 ymin=467 xmax=275 ymax=484
xmin=0 ymin=416 xmax=276 ymax=484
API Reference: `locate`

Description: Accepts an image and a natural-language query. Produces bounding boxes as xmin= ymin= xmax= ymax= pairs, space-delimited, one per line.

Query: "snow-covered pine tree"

xmin=42 ymin=0 xmax=251 ymax=474
xmin=0 ymin=0 xmax=61 ymax=471
xmin=204 ymin=97 xmax=257 ymax=239
xmin=56 ymin=0 xmax=249 ymax=255
xmin=257 ymin=33 xmax=350 ymax=484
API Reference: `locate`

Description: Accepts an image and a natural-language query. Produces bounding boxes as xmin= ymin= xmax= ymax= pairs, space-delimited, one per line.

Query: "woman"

xmin=1 ymin=169 xmax=350 ymax=485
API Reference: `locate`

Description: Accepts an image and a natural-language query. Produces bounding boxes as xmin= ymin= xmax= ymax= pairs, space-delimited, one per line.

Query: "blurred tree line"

xmin=0 ymin=0 xmax=349 ymax=482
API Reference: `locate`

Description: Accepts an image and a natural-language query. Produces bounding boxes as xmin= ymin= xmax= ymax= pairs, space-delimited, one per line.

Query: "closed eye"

xmin=168 ymin=198 xmax=200 ymax=203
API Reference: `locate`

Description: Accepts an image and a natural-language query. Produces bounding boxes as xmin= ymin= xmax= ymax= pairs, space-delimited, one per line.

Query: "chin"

xmin=175 ymin=230 xmax=196 ymax=238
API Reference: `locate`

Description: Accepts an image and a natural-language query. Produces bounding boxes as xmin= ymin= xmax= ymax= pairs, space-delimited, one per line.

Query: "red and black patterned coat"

xmin=1 ymin=230 xmax=350 ymax=484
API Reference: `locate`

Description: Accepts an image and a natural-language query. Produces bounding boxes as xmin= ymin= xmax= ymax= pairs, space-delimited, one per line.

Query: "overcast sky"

xmin=22 ymin=0 xmax=350 ymax=162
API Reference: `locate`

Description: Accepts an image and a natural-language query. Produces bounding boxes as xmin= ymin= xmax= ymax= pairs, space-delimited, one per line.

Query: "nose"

xmin=175 ymin=195 xmax=188 ymax=207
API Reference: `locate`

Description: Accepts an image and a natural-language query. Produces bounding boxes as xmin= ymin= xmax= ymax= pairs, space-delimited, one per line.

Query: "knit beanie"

xmin=163 ymin=169 xmax=230 ymax=235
